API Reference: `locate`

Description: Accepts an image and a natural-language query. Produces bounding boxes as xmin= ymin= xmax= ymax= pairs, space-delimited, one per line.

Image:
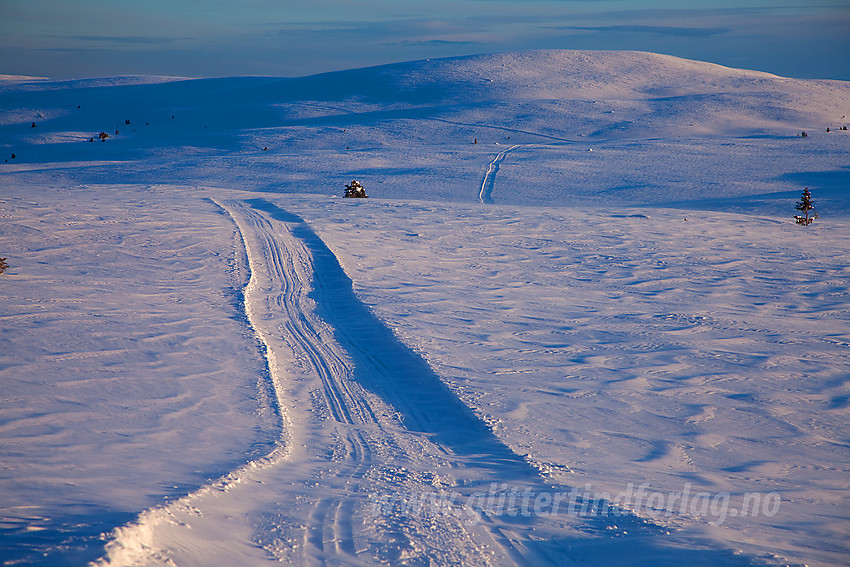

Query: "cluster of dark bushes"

xmin=344 ymin=180 xmax=368 ymax=198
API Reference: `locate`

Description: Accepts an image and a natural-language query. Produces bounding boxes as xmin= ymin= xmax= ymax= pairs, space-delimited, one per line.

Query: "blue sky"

xmin=1 ymin=1 xmax=848 ymax=80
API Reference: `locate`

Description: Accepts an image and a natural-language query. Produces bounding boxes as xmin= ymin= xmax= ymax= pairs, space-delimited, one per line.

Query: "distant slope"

xmin=265 ymin=49 xmax=848 ymax=103
xmin=4 ymin=50 xmax=848 ymax=140
xmin=1 ymin=50 xmax=848 ymax=209
xmin=273 ymin=50 xmax=849 ymax=141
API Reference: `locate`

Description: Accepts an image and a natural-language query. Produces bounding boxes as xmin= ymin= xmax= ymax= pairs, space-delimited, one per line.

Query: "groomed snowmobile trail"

xmin=479 ymin=145 xmax=522 ymax=204
xmin=93 ymin=198 xmax=760 ymax=567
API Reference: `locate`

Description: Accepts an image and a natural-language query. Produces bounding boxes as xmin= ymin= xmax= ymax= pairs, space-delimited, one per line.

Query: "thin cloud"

xmin=552 ymin=25 xmax=730 ymax=38
xmin=262 ymin=17 xmax=487 ymax=38
xmin=386 ymin=39 xmax=477 ymax=47
xmin=67 ymin=35 xmax=185 ymax=45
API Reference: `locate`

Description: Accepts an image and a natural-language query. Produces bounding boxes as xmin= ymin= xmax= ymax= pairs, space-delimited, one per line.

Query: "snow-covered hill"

xmin=2 ymin=50 xmax=848 ymax=211
xmin=1 ymin=51 xmax=849 ymax=567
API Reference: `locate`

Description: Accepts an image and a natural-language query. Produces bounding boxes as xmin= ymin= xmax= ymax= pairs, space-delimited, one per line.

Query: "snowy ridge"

xmin=1 ymin=49 xmax=847 ymax=210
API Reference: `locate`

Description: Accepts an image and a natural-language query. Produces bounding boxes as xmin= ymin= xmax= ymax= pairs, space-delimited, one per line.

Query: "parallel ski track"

xmin=223 ymin=200 xmax=381 ymax=565
xmin=240 ymin=205 xmax=368 ymax=426
xmin=231 ymin=198 xmax=539 ymax=564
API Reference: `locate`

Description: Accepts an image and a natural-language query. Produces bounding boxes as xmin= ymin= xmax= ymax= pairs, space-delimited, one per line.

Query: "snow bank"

xmin=0 ymin=184 xmax=278 ymax=564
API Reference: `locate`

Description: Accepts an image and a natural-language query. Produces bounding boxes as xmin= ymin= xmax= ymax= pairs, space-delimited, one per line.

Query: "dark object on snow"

xmin=0 ymin=257 xmax=8 ymax=275
xmin=344 ymin=180 xmax=368 ymax=198
xmin=125 ymin=119 xmax=131 ymax=125
xmin=801 ymin=131 xmax=807 ymax=138
xmin=827 ymin=127 xmax=830 ymax=132
xmin=99 ymin=132 xmax=109 ymax=141
xmin=31 ymin=122 xmax=36 ymax=128
xmin=794 ymin=188 xmax=816 ymax=226
xmin=10 ymin=154 xmax=15 ymax=159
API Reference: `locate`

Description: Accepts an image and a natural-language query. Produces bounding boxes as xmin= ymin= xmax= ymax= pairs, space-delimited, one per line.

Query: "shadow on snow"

xmin=245 ymin=198 xmax=760 ymax=566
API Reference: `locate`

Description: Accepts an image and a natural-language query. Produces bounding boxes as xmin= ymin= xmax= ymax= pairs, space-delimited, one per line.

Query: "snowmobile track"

xmin=480 ymin=145 xmax=521 ymax=204
xmin=93 ymin=197 xmax=765 ymax=567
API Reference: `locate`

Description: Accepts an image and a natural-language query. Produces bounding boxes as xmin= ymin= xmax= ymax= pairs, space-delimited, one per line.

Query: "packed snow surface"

xmin=1 ymin=50 xmax=849 ymax=566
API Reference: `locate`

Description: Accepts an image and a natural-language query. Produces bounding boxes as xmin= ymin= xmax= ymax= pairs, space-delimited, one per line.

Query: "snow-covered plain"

xmin=1 ymin=50 xmax=849 ymax=566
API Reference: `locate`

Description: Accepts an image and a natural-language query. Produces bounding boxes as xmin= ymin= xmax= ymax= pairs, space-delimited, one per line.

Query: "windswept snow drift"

xmin=1 ymin=50 xmax=849 ymax=566
xmin=288 ymin=197 xmax=850 ymax=567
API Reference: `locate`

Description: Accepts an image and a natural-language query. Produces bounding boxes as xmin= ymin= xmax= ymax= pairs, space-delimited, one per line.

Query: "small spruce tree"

xmin=344 ymin=180 xmax=368 ymax=198
xmin=794 ymin=188 xmax=816 ymax=226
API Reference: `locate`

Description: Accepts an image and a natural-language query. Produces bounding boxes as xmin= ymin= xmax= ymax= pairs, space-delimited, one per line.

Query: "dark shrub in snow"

xmin=344 ymin=180 xmax=368 ymax=198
